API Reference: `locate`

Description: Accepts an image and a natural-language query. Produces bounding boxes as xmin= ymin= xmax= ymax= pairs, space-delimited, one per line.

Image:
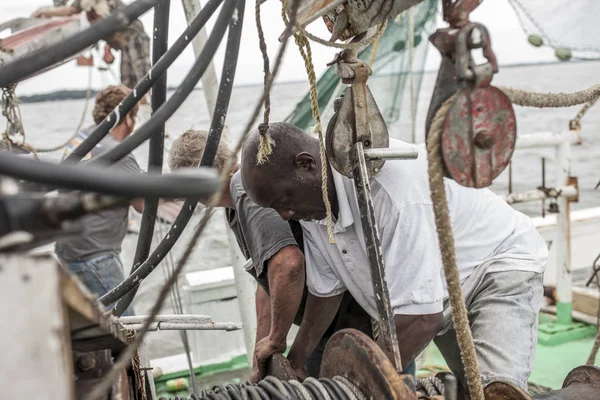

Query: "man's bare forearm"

xmin=288 ymin=293 xmax=343 ymax=366
xmin=394 ymin=313 xmax=444 ymax=370
xmin=266 ymin=245 xmax=305 ymax=347
xmin=255 ymin=285 xmax=271 ymax=344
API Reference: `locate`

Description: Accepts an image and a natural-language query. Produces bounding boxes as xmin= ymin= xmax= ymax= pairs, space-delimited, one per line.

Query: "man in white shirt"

xmin=240 ymin=122 xmax=548 ymax=394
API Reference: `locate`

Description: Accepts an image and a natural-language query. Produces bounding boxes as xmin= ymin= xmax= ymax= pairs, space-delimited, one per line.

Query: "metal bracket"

xmin=350 ymin=142 xmax=402 ymax=372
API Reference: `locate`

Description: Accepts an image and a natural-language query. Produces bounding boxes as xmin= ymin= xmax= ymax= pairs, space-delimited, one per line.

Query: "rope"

xmin=501 ymin=82 xmax=600 ymax=108
xmin=587 ymin=330 xmax=600 ymax=365
xmin=290 ymin=16 xmax=387 ymax=51
xmin=407 ymin=7 xmax=416 ymax=143
xmin=426 ymin=94 xmax=485 ymax=400
xmin=255 ymin=0 xmax=273 ymax=165
xmin=34 ymin=65 xmax=94 ymax=153
xmin=571 ymin=96 xmax=600 ymax=130
xmin=367 ymin=29 xmax=383 ymax=68
xmin=283 ymin=7 xmax=335 ymax=244
xmin=416 ymin=376 xmax=445 ymax=397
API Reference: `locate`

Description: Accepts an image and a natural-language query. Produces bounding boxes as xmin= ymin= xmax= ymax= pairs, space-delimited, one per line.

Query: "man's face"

xmin=248 ymin=166 xmax=326 ymax=222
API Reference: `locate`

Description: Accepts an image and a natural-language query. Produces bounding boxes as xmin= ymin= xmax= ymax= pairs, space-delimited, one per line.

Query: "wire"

xmin=0 ymin=0 xmax=161 ymax=87
xmin=63 ymin=0 xmax=225 ymax=164
xmin=0 ymin=152 xmax=219 ymax=198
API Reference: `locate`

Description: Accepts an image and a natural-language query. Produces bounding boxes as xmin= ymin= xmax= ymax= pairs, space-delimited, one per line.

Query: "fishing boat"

xmin=1 ymin=0 xmax=599 ymax=399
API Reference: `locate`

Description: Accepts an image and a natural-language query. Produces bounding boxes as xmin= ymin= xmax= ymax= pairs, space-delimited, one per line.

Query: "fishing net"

xmin=508 ymin=0 xmax=600 ymax=60
xmin=285 ymin=0 xmax=439 ymax=143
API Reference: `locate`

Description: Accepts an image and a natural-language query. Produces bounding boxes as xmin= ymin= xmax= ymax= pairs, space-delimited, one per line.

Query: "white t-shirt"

xmin=301 ymin=140 xmax=548 ymax=319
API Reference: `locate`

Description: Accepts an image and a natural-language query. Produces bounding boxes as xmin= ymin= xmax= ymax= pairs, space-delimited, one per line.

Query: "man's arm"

xmin=254 ymin=245 xmax=304 ymax=380
xmin=32 ymin=6 xmax=80 ymax=18
xmin=287 ymin=293 xmax=343 ymax=380
xmin=392 ymin=313 xmax=444 ymax=371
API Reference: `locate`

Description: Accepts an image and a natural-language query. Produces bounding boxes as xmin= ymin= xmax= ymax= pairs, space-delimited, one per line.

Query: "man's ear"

xmin=295 ymin=152 xmax=316 ymax=171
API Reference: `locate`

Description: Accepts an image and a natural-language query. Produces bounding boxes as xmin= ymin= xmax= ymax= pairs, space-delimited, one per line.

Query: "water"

xmin=17 ymin=61 xmax=600 ymax=359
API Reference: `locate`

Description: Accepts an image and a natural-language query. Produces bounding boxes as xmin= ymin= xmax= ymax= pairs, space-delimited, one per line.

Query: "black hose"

xmin=0 ymin=0 xmax=160 ymax=87
xmin=112 ymin=0 xmax=170 ymax=318
xmin=62 ymin=0 xmax=224 ymax=164
xmin=0 ymin=153 xmax=218 ymax=198
xmin=88 ymin=0 xmax=236 ymax=165
xmin=101 ymin=0 xmax=243 ymax=307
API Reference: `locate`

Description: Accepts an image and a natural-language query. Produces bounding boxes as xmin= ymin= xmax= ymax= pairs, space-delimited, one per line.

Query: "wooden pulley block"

xmin=441 ymin=86 xmax=516 ymax=189
xmin=320 ymin=328 xmax=417 ymax=399
xmin=326 ymin=67 xmax=389 ymax=179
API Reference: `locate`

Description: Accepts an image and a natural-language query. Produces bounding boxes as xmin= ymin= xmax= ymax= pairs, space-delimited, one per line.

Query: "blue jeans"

xmin=63 ymin=253 xmax=135 ymax=316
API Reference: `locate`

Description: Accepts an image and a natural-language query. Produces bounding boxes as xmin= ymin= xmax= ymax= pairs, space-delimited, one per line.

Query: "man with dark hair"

xmin=56 ymin=84 xmax=143 ymax=315
xmin=168 ymin=130 xmax=377 ymax=382
xmin=240 ymin=122 xmax=548 ymax=392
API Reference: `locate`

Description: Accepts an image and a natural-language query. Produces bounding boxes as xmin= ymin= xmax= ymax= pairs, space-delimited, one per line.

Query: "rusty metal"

xmin=288 ymin=0 xmax=424 ymax=42
xmin=440 ymin=23 xmax=516 ymax=188
xmin=320 ymin=329 xmax=416 ymax=399
xmin=350 ymin=143 xmax=402 ymax=372
xmin=266 ymin=353 xmax=297 ymax=381
xmin=442 ymin=0 xmax=483 ymax=26
xmin=484 ymin=381 xmax=531 ymax=400
xmin=562 ymin=365 xmax=600 ymax=388
xmin=326 ymin=67 xmax=388 ymax=179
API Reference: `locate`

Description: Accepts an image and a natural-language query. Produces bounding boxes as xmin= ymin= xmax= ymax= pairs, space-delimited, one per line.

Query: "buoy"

xmin=555 ymin=48 xmax=572 ymax=61
xmin=527 ymin=34 xmax=544 ymax=47
xmin=166 ymin=377 xmax=189 ymax=392
xmin=413 ymin=34 xmax=422 ymax=47
xmin=393 ymin=40 xmax=406 ymax=52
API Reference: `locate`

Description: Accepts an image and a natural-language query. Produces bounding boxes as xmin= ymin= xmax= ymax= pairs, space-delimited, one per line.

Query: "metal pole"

xmin=226 ymin=228 xmax=258 ymax=365
xmin=351 ymin=142 xmax=402 ymax=373
xmin=113 ymin=0 xmax=171 ymax=317
xmin=555 ymin=138 xmax=573 ymax=325
xmin=181 ymin=0 xmax=231 ymax=144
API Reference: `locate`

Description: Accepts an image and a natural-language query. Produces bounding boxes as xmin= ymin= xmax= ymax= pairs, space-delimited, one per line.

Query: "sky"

xmin=1 ymin=0 xmax=559 ymax=95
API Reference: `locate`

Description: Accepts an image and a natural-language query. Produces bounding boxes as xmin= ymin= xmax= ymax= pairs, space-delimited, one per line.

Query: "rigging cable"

xmin=87 ymin=0 xmax=300 ymax=397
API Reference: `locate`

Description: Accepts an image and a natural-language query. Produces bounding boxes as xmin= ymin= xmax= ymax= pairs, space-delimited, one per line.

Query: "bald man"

xmin=240 ymin=122 xmax=548 ymax=394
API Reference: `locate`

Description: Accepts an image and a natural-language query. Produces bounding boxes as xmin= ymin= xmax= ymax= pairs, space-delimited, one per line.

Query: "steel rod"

xmin=120 ymin=322 xmax=243 ymax=331
xmin=89 ymin=0 xmax=235 ymax=165
xmin=62 ymin=0 xmax=224 ymax=164
xmin=113 ymin=0 xmax=171 ymax=318
xmin=118 ymin=314 xmax=213 ymax=324
xmin=0 ymin=153 xmax=218 ymax=198
xmin=363 ymin=147 xmax=419 ymax=161
xmin=502 ymin=185 xmax=578 ymax=205
xmin=351 ymin=142 xmax=402 ymax=372
xmin=102 ymin=0 xmax=243 ymax=307
xmin=0 ymin=0 xmax=160 ymax=87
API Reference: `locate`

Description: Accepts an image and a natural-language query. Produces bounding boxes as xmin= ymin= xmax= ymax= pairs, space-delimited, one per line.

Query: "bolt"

xmin=474 ymin=131 xmax=494 ymax=149
xmin=77 ymin=354 xmax=96 ymax=372
xmin=358 ymin=101 xmax=364 ymax=108
xmin=374 ymin=167 xmax=379 ymax=173
xmin=364 ymin=140 xmax=371 ymax=147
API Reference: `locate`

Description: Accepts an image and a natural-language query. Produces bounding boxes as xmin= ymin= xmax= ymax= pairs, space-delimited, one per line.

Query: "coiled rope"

xmin=416 ymin=376 xmax=445 ymax=397
xmin=159 ymin=376 xmax=366 ymax=400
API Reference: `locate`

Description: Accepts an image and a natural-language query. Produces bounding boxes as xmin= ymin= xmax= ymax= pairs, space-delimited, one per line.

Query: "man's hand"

xmin=287 ymin=352 xmax=307 ymax=382
xmin=251 ymin=336 xmax=286 ymax=383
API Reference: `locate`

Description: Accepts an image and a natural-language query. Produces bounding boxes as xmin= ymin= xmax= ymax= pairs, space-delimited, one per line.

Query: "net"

xmin=508 ymin=0 xmax=600 ymax=60
xmin=285 ymin=0 xmax=439 ymax=143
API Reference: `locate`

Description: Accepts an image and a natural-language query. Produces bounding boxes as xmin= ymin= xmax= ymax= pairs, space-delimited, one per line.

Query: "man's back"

xmin=55 ymin=127 xmax=141 ymax=262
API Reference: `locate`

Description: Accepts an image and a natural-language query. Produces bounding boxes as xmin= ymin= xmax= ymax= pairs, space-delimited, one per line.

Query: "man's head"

xmin=241 ymin=122 xmax=334 ymax=222
xmin=169 ymin=129 xmax=237 ymax=207
xmin=93 ymin=85 xmax=138 ymax=141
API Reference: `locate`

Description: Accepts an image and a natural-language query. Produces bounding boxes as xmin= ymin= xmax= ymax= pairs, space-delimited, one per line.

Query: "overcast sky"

xmin=1 ymin=0 xmax=559 ymax=95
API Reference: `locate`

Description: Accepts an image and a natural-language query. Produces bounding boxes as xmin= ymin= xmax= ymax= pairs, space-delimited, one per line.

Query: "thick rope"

xmin=290 ymin=16 xmax=387 ymax=51
xmin=587 ymin=330 xmax=600 ymax=365
xmin=571 ymin=96 xmax=600 ymax=130
xmin=255 ymin=0 xmax=273 ymax=165
xmin=426 ymin=95 xmax=485 ymax=400
xmin=283 ymin=8 xmax=335 ymax=244
xmin=408 ymin=7 xmax=416 ymax=143
xmin=501 ymin=82 xmax=600 ymax=108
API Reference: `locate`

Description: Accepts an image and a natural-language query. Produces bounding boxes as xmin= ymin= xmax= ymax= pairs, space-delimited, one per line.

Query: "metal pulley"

xmin=427 ymin=22 xmax=516 ymax=188
xmin=326 ymin=54 xmax=389 ymax=179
